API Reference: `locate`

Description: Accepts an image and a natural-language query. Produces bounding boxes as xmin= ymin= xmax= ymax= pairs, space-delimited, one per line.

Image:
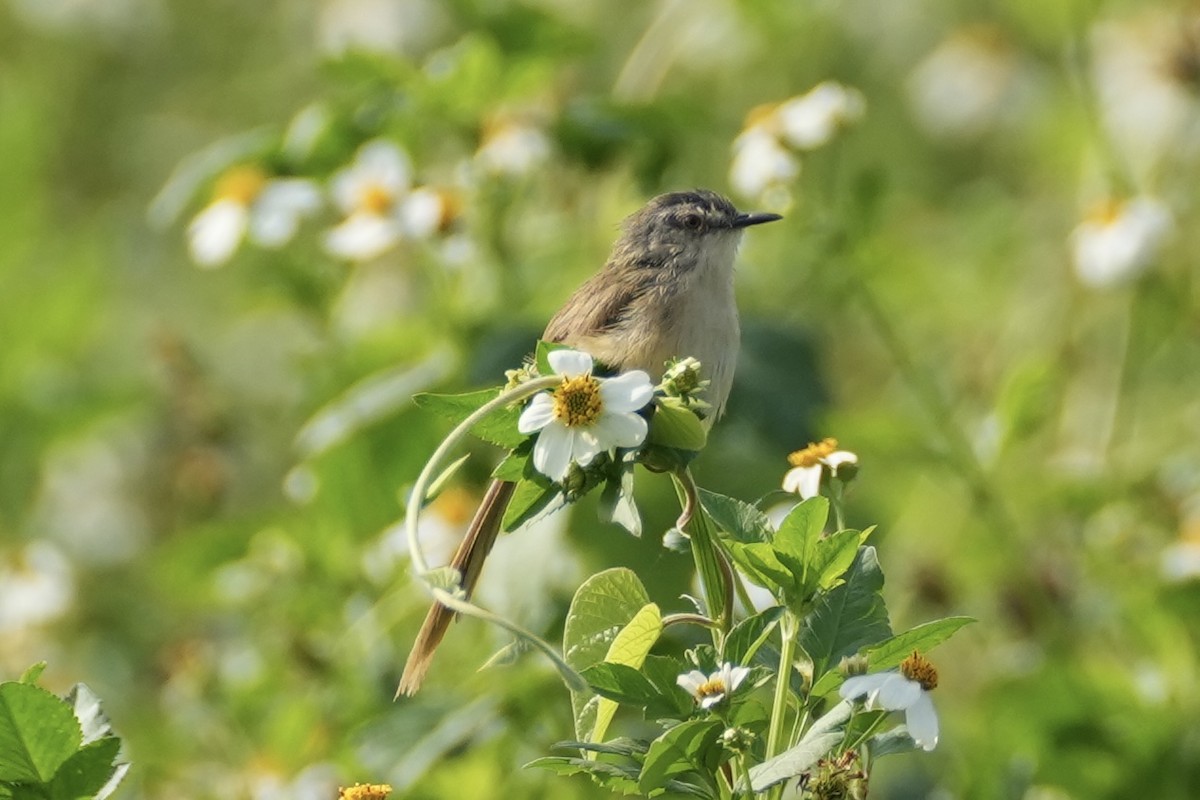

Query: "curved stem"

xmin=662 ymin=613 xmax=721 ymax=631
xmin=405 ymin=375 xmax=560 ymax=574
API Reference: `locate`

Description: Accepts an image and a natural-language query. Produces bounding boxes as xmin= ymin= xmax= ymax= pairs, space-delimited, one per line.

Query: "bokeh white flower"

xmin=1069 ymin=196 xmax=1172 ymax=288
xmin=907 ymin=26 xmax=1023 ymax=140
xmin=677 ymin=663 xmax=751 ymax=709
xmin=517 ymin=349 xmax=654 ymax=482
xmin=782 ymin=438 xmax=858 ymax=499
xmin=776 ymin=81 xmax=866 ymax=150
xmin=840 ymin=651 xmax=940 ymax=751
xmin=324 ymin=139 xmax=453 ymax=261
xmin=187 ymin=166 xmax=321 ymax=268
xmin=729 ymin=125 xmax=799 ymax=200
xmin=0 ymin=541 xmax=74 ymax=634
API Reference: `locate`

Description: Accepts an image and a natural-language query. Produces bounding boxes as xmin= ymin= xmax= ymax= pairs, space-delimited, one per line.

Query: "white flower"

xmin=517 ymin=349 xmax=654 ymax=482
xmin=906 ymin=27 xmax=1021 ymax=140
xmin=1069 ymin=196 xmax=1172 ymax=288
xmin=840 ymin=652 xmax=940 ymax=751
xmin=324 ymin=139 xmax=450 ymax=261
xmin=729 ymin=125 xmax=799 ymax=199
xmin=777 ymin=81 xmax=866 ymax=150
xmin=187 ymin=166 xmax=321 ymax=268
xmin=0 ymin=542 xmax=74 ymax=633
xmin=475 ymin=119 xmax=551 ymax=176
xmin=782 ymin=438 xmax=858 ymax=499
xmin=677 ymin=663 xmax=751 ymax=709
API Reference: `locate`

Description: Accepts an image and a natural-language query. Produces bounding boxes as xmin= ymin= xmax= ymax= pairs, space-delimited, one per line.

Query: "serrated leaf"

xmin=646 ymin=398 xmax=707 ymax=451
xmin=799 ymin=547 xmax=892 ymax=678
xmin=592 ymin=603 xmax=662 ymax=744
xmin=413 ymin=387 xmax=526 ymax=449
xmin=491 ymin=448 xmax=529 ymax=482
xmin=46 ymin=737 xmax=121 ymax=800
xmin=725 ymin=542 xmax=794 ymax=593
xmin=699 ymin=490 xmax=772 ymax=544
xmin=0 ymin=683 xmax=82 ymax=783
xmin=863 ymin=616 xmax=976 ymax=670
xmin=582 ymin=663 xmax=662 ymax=708
xmin=810 ymin=529 xmax=866 ymax=593
xmin=564 ymin=570 xmax=652 ymax=742
xmin=598 ymin=464 xmax=641 ymax=538
xmin=723 ymin=606 xmax=783 ymax=666
xmin=638 ymin=719 xmax=723 ymax=795
xmin=526 ymin=756 xmax=711 ymax=797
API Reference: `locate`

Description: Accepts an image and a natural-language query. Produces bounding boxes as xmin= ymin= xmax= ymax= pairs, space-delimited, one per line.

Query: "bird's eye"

xmin=682 ymin=213 xmax=703 ymax=230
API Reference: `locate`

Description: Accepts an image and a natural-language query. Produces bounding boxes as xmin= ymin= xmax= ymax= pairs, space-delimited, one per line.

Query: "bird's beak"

xmin=732 ymin=211 xmax=783 ymax=228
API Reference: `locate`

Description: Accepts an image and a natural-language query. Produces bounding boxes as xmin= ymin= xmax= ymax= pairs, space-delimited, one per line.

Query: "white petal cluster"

xmin=517 ymin=349 xmax=654 ymax=482
xmin=840 ymin=670 xmax=939 ymax=751
xmin=677 ymin=663 xmax=751 ymax=709
xmin=729 ymin=82 xmax=865 ymax=200
xmin=475 ymin=119 xmax=551 ymax=176
xmin=187 ymin=169 xmax=320 ymax=268
xmin=782 ymin=439 xmax=858 ymax=500
xmin=1069 ymin=196 xmax=1172 ymax=288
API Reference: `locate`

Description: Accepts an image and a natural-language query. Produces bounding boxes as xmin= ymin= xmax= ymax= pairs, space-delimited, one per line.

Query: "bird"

xmin=397 ymin=189 xmax=781 ymax=695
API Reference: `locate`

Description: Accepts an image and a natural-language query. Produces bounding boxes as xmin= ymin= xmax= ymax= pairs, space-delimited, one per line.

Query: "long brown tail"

xmin=396 ymin=479 xmax=516 ymax=696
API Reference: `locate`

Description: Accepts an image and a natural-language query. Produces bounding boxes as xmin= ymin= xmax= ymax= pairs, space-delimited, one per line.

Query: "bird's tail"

xmin=396 ymin=479 xmax=516 ymax=696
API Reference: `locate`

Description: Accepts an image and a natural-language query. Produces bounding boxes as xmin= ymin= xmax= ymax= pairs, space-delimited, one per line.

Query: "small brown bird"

xmin=397 ymin=190 xmax=780 ymax=695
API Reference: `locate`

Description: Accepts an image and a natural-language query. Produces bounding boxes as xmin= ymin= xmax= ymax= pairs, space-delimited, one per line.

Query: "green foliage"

xmin=0 ymin=676 xmax=125 ymax=800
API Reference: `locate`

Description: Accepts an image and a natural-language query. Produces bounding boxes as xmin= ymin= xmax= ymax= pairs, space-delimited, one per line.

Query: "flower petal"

xmin=250 ymin=179 xmax=321 ymax=247
xmin=839 ymin=673 xmax=889 ymax=702
xmin=356 ymin=139 xmax=412 ymax=194
xmin=727 ymin=665 xmax=751 ymax=692
xmin=598 ymin=370 xmax=655 ymax=413
xmin=782 ymin=465 xmax=821 ymax=499
xmin=188 ymin=199 xmax=248 ymax=268
xmin=518 ymin=393 xmax=556 ymax=434
xmin=699 ymin=692 xmax=726 ymax=709
xmin=323 ymin=212 xmax=401 ymax=261
xmin=905 ymin=693 xmax=939 ymax=751
xmin=569 ymin=429 xmax=603 ymax=468
xmin=589 ymin=411 xmax=648 ymax=449
xmin=547 ymin=348 xmax=593 ymax=378
xmin=531 ymin=422 xmax=573 ymax=481
xmin=874 ymin=673 xmax=922 ymax=711
xmin=676 ymin=670 xmax=707 ymax=694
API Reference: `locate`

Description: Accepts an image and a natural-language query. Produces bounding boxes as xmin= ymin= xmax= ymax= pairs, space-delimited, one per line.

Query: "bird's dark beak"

xmin=732 ymin=211 xmax=783 ymax=228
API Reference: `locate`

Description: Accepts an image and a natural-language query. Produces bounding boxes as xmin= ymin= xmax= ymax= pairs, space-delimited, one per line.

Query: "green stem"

xmin=765 ymin=610 xmax=799 ymax=782
xmin=736 ymin=752 xmax=755 ymax=800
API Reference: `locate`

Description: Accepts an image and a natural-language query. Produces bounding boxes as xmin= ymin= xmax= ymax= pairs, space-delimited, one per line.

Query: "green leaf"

xmin=491 ymin=447 xmax=530 ymax=482
xmin=582 ymin=663 xmax=662 ymax=708
xmin=413 ymin=387 xmax=526 ymax=449
xmin=501 ymin=477 xmax=561 ymax=531
xmin=17 ymin=665 xmax=45 ymax=686
xmin=591 ymin=603 xmax=662 ymax=745
xmin=748 ymin=703 xmax=849 ymax=791
xmin=424 ymin=454 xmax=471 ymax=501
xmin=866 ymin=728 xmax=917 ymax=759
xmin=0 ymin=683 xmax=82 ymax=783
xmin=863 ymin=616 xmax=976 ymax=670
xmin=638 ymin=719 xmax=723 ymax=795
xmin=799 ymin=547 xmax=892 ymax=678
xmin=723 ymin=606 xmax=783 ymax=666
xmin=698 ymin=489 xmax=772 ymax=543
xmin=45 ymin=737 xmax=121 ymax=800
xmin=772 ymin=496 xmax=831 ymax=581
xmin=810 ymin=529 xmax=867 ymax=593
xmin=724 ymin=542 xmax=794 ymax=593
xmin=550 ymin=738 xmax=648 ymax=759
xmin=563 ymin=569 xmax=653 ymax=742
xmin=639 ymin=656 xmax=695 ymax=719
xmin=646 ymin=397 xmax=707 ymax=451
xmin=526 ymin=756 xmax=711 ymax=798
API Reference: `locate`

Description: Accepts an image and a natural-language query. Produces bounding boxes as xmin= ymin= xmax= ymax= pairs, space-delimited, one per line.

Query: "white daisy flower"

xmin=677 ymin=663 xmax=751 ymax=709
xmin=1069 ymin=196 xmax=1172 ymax=288
xmin=516 ymin=349 xmax=654 ymax=482
xmin=187 ymin=166 xmax=321 ymax=268
xmin=782 ymin=438 xmax=858 ymax=499
xmin=776 ymin=81 xmax=866 ymax=150
xmin=839 ymin=651 xmax=940 ymax=751
xmin=325 ymin=139 xmax=438 ymax=261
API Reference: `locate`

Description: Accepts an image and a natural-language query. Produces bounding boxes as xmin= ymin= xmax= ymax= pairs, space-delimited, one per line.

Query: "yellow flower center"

xmin=1086 ymin=197 xmax=1124 ymax=227
xmin=787 ymin=438 xmax=839 ymax=468
xmin=695 ymin=678 xmax=727 ymax=699
xmin=552 ymin=374 xmax=603 ymax=427
xmin=213 ymin=165 xmax=268 ymax=206
xmin=899 ymin=650 xmax=939 ymax=691
xmin=358 ymin=182 xmax=394 ymax=215
xmin=743 ymin=102 xmax=781 ymax=132
xmin=339 ymin=784 xmax=392 ymax=800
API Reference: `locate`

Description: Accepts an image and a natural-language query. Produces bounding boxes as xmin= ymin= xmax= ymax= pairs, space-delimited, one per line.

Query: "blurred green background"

xmin=3 ymin=0 xmax=1199 ymax=797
